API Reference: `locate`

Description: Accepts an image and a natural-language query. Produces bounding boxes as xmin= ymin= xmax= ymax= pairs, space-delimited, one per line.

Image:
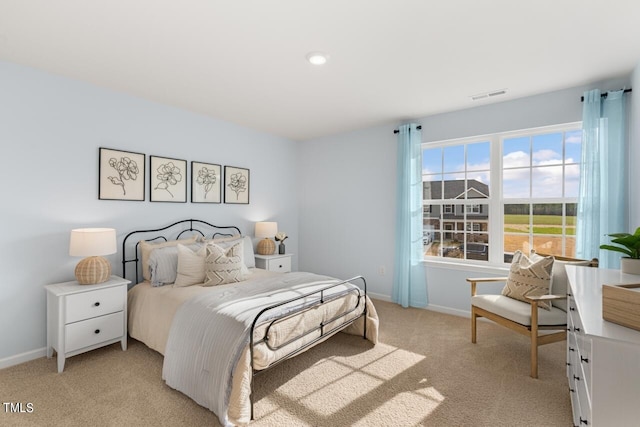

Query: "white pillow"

xmin=203 ymin=241 xmax=246 ymax=286
xmin=139 ymin=235 xmax=198 ymax=281
xmin=174 ymin=244 xmax=207 ymax=287
xmin=199 ymin=234 xmax=241 ymax=244
xmin=242 ymin=235 xmax=256 ymax=269
xmin=148 ymin=244 xmax=199 ymax=287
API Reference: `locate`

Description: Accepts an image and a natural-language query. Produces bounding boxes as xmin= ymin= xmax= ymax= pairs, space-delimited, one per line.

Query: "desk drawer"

xmin=66 ymin=286 xmax=124 ymax=323
xmin=65 ymin=311 xmax=124 ymax=353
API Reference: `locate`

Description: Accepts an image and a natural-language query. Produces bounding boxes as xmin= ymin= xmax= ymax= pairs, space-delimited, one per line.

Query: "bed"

xmin=122 ymin=219 xmax=379 ymax=426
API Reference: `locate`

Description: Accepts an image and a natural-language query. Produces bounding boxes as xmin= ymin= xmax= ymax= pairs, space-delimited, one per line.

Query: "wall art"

xmin=150 ymin=155 xmax=187 ymax=203
xmin=99 ymin=147 xmax=145 ymax=201
xmin=191 ymin=161 xmax=221 ymax=203
xmin=224 ymin=165 xmax=250 ymax=204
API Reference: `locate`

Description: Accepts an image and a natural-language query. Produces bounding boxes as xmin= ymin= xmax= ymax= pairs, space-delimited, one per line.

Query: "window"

xmin=422 ymin=123 xmax=581 ymax=264
xmin=466 ymin=204 xmax=481 ymax=214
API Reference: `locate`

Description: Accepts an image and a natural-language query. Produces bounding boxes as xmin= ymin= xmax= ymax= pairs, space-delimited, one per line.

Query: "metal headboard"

xmin=121 ymin=218 xmax=241 ymax=284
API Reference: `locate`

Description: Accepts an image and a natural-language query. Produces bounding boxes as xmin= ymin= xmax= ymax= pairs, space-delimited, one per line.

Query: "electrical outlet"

xmin=378 ymin=266 xmax=385 ymax=276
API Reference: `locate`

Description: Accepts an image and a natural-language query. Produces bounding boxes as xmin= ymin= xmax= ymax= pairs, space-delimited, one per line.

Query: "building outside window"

xmin=422 ymin=123 xmax=581 ymax=264
xmin=466 ymin=204 xmax=481 ymax=214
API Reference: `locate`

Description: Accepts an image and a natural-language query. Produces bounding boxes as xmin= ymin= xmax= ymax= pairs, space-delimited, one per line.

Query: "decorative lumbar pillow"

xmin=140 ymin=235 xmax=198 ymax=281
xmin=502 ymin=250 xmax=554 ymax=310
xmin=203 ymin=241 xmax=245 ymax=286
xmin=174 ymin=244 xmax=207 ymax=287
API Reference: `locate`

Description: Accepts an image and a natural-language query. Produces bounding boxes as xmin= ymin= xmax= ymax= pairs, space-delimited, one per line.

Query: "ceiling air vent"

xmin=470 ymin=88 xmax=507 ymax=101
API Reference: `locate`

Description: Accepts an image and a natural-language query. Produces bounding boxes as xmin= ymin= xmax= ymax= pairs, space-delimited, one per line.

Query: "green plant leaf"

xmin=599 ymin=244 xmax=634 ymax=257
xmin=607 ymin=233 xmax=631 ymax=239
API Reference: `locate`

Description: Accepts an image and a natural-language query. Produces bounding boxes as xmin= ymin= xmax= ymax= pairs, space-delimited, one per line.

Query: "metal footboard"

xmin=248 ymin=276 xmax=368 ymax=420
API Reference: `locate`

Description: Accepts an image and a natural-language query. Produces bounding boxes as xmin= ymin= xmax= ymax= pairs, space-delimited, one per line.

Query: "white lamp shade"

xmin=69 ymin=228 xmax=117 ymax=257
xmin=255 ymin=222 xmax=277 ymax=239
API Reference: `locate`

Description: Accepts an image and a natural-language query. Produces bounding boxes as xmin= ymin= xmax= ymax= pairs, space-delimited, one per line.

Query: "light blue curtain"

xmin=576 ymin=89 xmax=627 ymax=269
xmin=392 ymin=123 xmax=428 ymax=308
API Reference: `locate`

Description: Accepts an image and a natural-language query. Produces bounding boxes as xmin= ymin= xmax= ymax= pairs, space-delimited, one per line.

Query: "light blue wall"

xmin=298 ymin=76 xmax=634 ymax=316
xmin=2 ymin=57 xmax=637 ymax=363
xmin=630 ymin=61 xmax=640 ymax=230
xmin=0 ymin=60 xmax=298 ymax=362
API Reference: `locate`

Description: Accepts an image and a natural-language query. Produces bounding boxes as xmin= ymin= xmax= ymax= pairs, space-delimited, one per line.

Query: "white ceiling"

xmin=1 ymin=1 xmax=640 ymax=141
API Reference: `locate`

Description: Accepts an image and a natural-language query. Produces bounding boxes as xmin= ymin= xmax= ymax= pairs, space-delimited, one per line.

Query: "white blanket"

xmin=161 ymin=272 xmax=377 ymax=426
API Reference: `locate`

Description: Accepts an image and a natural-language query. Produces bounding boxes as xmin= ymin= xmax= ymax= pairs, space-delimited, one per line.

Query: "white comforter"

xmin=161 ymin=272 xmax=378 ymax=426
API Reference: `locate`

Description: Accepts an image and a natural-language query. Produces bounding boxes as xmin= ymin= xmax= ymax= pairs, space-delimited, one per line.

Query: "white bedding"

xmin=128 ymin=269 xmax=278 ymax=355
xmin=127 ymin=269 xmax=379 ymax=426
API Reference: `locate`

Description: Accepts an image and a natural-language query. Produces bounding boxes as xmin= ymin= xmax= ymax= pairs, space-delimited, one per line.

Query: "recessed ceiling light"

xmin=306 ymin=52 xmax=329 ymax=65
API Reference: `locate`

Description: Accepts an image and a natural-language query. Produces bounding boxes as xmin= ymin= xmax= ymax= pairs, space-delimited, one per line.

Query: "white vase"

xmin=620 ymin=257 xmax=640 ymax=275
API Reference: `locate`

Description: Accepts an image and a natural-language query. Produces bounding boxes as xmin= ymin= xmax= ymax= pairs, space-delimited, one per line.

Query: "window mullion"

xmin=490 ymin=135 xmax=503 ymax=264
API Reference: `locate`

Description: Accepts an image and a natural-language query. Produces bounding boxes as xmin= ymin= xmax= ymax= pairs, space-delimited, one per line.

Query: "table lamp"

xmin=255 ymin=222 xmax=277 ymax=255
xmin=69 ymin=228 xmax=117 ymax=284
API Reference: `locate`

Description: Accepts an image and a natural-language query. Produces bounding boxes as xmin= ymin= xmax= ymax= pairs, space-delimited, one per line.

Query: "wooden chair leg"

xmin=531 ymin=334 xmax=538 ymax=379
xmin=530 ymin=303 xmax=539 ymax=379
xmin=471 ymin=306 xmax=477 ymax=344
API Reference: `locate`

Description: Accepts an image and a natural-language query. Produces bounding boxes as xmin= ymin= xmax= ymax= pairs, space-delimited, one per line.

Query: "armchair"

xmin=467 ymin=252 xmax=598 ymax=378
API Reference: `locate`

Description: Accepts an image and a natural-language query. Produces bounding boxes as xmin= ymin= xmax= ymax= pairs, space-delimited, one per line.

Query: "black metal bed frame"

xmin=121 ymin=218 xmax=369 ymax=421
xmin=122 ymin=218 xmax=241 ymax=284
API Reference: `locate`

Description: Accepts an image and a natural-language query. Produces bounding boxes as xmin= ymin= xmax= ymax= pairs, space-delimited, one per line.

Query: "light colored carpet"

xmin=0 ymin=300 xmax=572 ymax=426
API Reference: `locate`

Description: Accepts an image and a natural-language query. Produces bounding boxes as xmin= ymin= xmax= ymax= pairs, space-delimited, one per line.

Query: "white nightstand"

xmin=45 ymin=276 xmax=130 ymax=373
xmin=254 ymin=254 xmax=293 ymax=273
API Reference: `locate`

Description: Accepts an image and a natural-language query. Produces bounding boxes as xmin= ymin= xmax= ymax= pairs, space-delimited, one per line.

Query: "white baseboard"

xmin=0 ymin=347 xmax=46 ymax=370
xmin=367 ymin=293 xmax=473 ymax=319
xmin=367 ymin=292 xmax=392 ymax=302
xmin=424 ymin=304 xmax=471 ymax=318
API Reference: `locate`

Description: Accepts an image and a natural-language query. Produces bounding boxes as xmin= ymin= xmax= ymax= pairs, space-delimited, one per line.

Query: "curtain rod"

xmin=580 ymin=88 xmax=632 ymax=102
xmin=393 ymin=125 xmax=422 ymax=134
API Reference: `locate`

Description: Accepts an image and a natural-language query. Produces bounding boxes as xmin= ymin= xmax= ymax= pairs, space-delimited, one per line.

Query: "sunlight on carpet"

xmin=353 ymin=391 xmax=443 ymax=427
xmin=253 ymin=341 xmax=440 ymax=426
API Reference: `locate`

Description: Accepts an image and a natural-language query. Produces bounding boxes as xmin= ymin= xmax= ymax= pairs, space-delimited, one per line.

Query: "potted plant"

xmin=600 ymin=227 xmax=640 ymax=274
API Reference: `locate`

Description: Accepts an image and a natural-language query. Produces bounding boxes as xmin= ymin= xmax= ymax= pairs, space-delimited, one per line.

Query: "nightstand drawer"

xmin=65 ymin=311 xmax=124 ymax=353
xmin=269 ymin=257 xmax=291 ymax=273
xmin=66 ymin=286 xmax=124 ymax=323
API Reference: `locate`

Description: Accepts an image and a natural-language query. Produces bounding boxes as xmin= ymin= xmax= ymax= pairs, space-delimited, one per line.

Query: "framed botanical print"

xmin=150 ymin=155 xmax=187 ymax=203
xmin=224 ymin=166 xmax=250 ymax=204
xmin=191 ymin=161 xmax=221 ymax=203
xmin=99 ymin=147 xmax=145 ymax=201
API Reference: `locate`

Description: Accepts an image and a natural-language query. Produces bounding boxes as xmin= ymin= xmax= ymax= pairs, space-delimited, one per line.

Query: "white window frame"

xmin=422 ymin=122 xmax=582 ymax=267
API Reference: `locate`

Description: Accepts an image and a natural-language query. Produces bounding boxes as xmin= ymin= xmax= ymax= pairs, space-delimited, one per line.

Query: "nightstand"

xmin=45 ymin=276 xmax=130 ymax=373
xmin=254 ymin=254 xmax=293 ymax=273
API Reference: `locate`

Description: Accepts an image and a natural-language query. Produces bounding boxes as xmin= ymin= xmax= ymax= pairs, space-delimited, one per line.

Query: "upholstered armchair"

xmin=467 ymin=252 xmax=598 ymax=378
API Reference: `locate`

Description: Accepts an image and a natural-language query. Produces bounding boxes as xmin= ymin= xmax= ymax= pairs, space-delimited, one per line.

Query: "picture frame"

xmin=150 ymin=155 xmax=187 ymax=203
xmin=224 ymin=166 xmax=250 ymax=204
xmin=99 ymin=147 xmax=145 ymax=201
xmin=191 ymin=161 xmax=221 ymax=203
